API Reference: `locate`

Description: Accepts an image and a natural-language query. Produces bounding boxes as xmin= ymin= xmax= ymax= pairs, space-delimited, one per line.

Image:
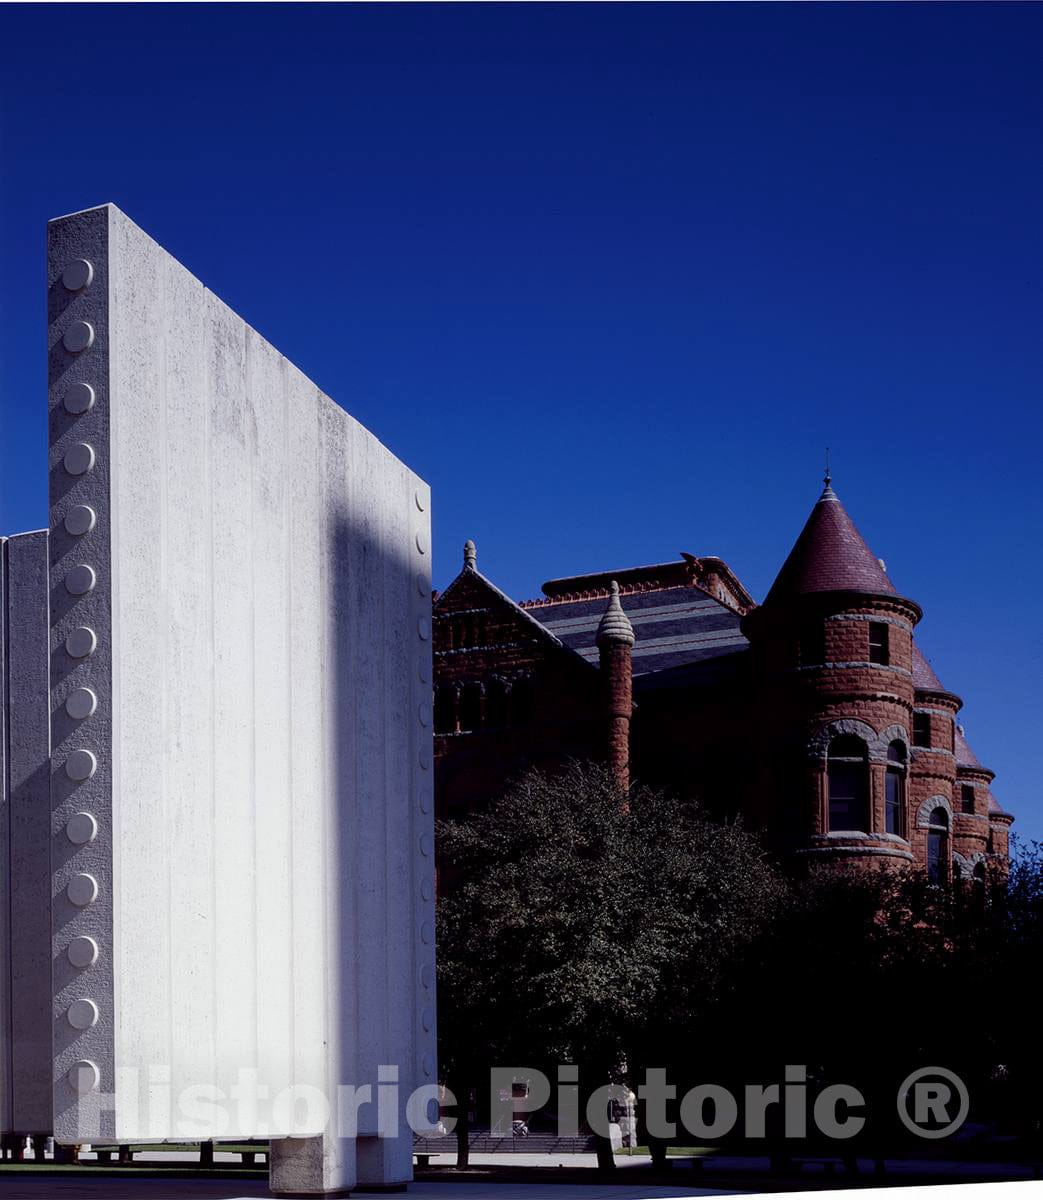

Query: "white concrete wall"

xmin=0 ymin=531 xmax=53 ymax=1134
xmin=47 ymin=206 xmax=435 ymax=1184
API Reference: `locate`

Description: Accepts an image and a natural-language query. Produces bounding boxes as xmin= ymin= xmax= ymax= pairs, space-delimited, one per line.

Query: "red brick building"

xmin=432 ymin=479 xmax=1013 ymax=881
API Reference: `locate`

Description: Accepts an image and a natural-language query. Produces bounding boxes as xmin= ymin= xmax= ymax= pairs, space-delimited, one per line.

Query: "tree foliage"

xmin=436 ymin=760 xmax=783 ymax=1100
xmin=436 ymin=760 xmax=1043 ymax=1164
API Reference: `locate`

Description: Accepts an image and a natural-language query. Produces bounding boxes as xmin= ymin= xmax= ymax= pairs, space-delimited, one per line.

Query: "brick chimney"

xmin=595 ymin=581 xmax=635 ymax=790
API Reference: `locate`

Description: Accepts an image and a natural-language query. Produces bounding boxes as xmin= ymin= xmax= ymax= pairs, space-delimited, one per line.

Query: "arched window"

xmin=828 ymin=735 xmax=869 ymax=832
xmin=459 ymin=683 xmax=483 ymax=732
xmin=885 ymin=741 xmax=907 ymax=836
xmin=434 ymin=685 xmax=457 ymax=735
xmin=926 ymin=807 xmax=949 ymax=884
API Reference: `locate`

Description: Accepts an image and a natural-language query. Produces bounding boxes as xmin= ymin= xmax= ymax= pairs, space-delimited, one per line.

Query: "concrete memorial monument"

xmin=1 ymin=531 xmax=54 ymax=1150
xmin=4 ymin=203 xmax=437 ymax=1194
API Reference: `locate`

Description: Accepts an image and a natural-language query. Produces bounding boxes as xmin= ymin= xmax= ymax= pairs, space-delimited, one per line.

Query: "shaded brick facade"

xmin=433 ymin=486 xmax=1013 ymax=882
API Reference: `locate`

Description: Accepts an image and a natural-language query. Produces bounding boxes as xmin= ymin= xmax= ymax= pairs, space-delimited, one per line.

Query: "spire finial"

xmin=463 ymin=539 xmax=477 ymax=570
xmin=819 ymin=447 xmax=837 ymax=500
xmin=595 ymin=580 xmax=635 ymax=647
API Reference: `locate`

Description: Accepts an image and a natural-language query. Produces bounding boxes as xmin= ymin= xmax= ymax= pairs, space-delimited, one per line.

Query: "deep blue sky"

xmin=2 ymin=4 xmax=1040 ymax=836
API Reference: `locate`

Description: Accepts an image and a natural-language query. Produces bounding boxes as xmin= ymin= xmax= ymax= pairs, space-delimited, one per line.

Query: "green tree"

xmin=435 ymin=760 xmax=783 ymax=1169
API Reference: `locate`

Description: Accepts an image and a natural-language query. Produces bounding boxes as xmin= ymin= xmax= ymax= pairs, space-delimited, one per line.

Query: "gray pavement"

xmin=1 ymin=1150 xmax=1038 ymax=1198
xmin=0 ymin=1177 xmax=738 ymax=1200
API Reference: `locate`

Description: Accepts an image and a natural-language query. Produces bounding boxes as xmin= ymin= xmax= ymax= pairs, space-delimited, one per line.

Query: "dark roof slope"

xmin=912 ymin=645 xmax=947 ymax=692
xmin=988 ymin=792 xmax=1013 ymax=820
xmin=524 ymin=585 xmax=748 ymax=677
xmin=765 ymin=482 xmax=896 ymax=604
xmin=955 ymin=725 xmax=985 ymax=771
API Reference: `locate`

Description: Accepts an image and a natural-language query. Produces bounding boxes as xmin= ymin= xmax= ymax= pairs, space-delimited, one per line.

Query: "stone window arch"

xmin=917 ymin=794 xmax=953 ymax=828
xmin=809 ymin=719 xmax=910 ymax=764
xmin=885 ymin=740 xmax=907 ymax=837
xmin=827 ymin=734 xmax=870 ymax=833
xmin=878 ymin=724 xmax=910 ymax=755
xmin=809 ymin=718 xmax=878 ymax=762
xmin=926 ymin=806 xmax=950 ymax=885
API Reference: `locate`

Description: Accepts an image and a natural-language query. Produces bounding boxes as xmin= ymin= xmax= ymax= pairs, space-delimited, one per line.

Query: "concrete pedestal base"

xmin=270 ymin=1133 xmax=415 ymax=1195
xmin=356 ymin=1133 xmax=412 ymax=1190
xmin=269 ymin=1136 xmax=353 ymax=1197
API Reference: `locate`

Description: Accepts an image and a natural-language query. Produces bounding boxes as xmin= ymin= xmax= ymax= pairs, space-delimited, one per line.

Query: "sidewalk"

xmin=0 ymin=1176 xmax=737 ymax=1200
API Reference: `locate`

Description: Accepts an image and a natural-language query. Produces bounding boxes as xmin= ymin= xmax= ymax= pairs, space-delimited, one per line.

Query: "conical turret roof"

xmin=912 ymin=645 xmax=946 ymax=692
xmin=764 ymin=480 xmax=897 ymax=604
xmin=955 ymin=725 xmax=984 ymax=770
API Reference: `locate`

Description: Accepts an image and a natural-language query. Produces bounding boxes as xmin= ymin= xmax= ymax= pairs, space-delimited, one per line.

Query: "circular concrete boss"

xmin=67 ymin=1060 xmax=100 ymax=1093
xmin=67 ymin=936 xmax=99 ymax=968
xmin=66 ymin=626 xmax=97 ymax=658
xmin=65 ymin=505 xmax=97 ymax=536
xmin=62 ymin=259 xmax=94 ymax=291
xmin=65 ymin=565 xmax=96 ymax=596
xmin=64 ymin=382 xmax=96 ymax=415
xmin=63 ymin=321 xmax=95 ymax=353
xmin=66 ymin=812 xmax=98 ymax=845
xmin=67 ymin=999 xmax=99 ymax=1030
xmin=67 ymin=873 xmax=99 ymax=906
xmin=65 ymin=687 xmax=98 ymax=720
xmin=65 ymin=748 xmax=97 ymax=781
xmin=63 ymin=442 xmax=95 ymax=476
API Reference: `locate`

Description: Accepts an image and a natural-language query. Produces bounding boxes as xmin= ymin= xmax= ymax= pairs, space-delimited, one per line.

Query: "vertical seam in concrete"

xmin=381 ymin=485 xmax=391 ymax=1090
xmin=350 ymin=419 xmax=360 ymax=1106
xmin=205 ymin=292 xmax=219 ymax=1095
xmin=107 ymin=208 xmax=121 ymax=1130
xmin=282 ymin=355 xmax=296 ymax=1081
xmin=317 ymin=387 xmax=332 ymax=1122
xmin=159 ymin=247 xmax=174 ymax=1087
xmin=247 ymin=328 xmax=259 ymax=1084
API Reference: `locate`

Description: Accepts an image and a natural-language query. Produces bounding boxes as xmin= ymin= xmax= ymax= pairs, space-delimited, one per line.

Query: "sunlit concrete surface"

xmin=46 ymin=204 xmax=435 ymax=1190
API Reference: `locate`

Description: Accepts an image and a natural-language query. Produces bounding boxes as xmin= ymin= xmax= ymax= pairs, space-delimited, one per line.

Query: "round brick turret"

xmin=950 ymin=722 xmax=1013 ymax=879
xmin=596 ymin=581 xmax=635 ymax=790
xmin=906 ymin=647 xmax=964 ymax=879
xmin=743 ymin=478 xmax=922 ymax=872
